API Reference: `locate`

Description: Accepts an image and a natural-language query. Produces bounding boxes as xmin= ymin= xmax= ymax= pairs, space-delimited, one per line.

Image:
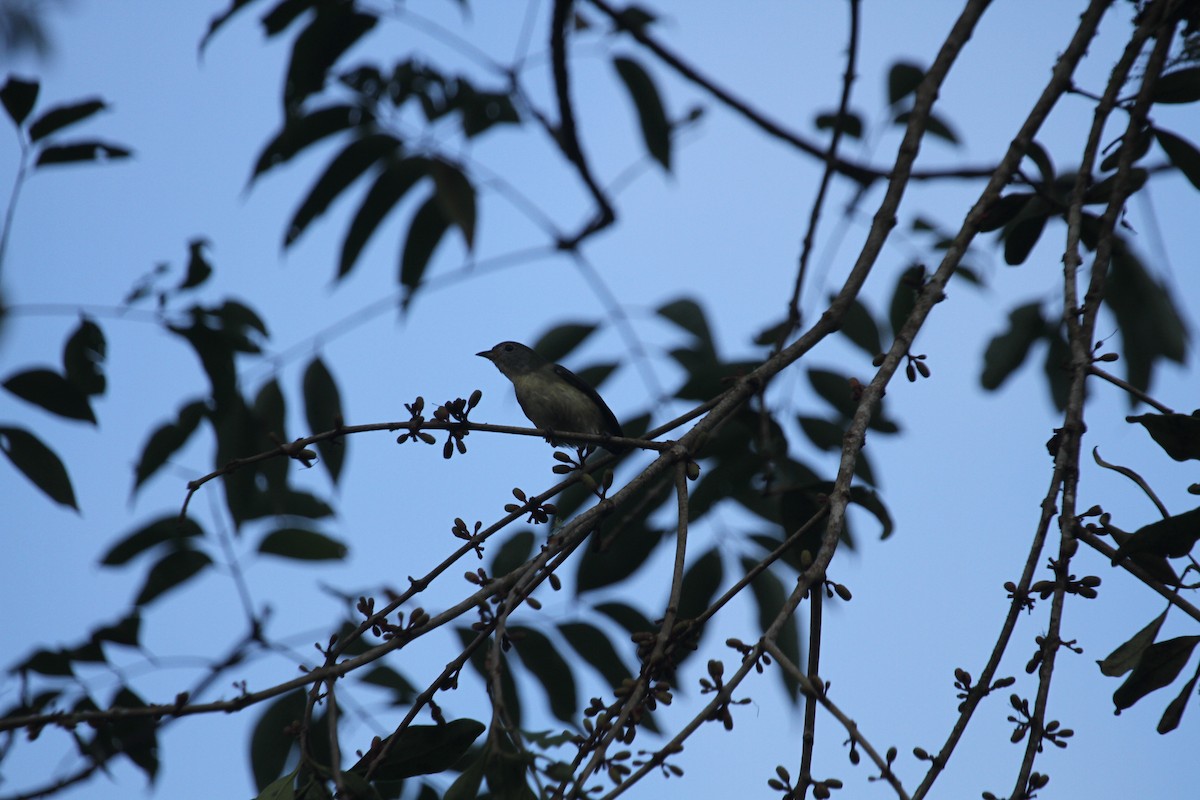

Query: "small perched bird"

xmin=477 ymin=341 xmax=626 ymax=454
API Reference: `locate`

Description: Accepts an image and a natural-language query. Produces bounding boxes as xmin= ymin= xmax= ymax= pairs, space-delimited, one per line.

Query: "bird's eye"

xmin=503 ymin=344 xmax=514 ymax=352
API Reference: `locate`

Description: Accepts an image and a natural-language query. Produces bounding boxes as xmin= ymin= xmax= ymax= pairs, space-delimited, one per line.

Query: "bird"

xmin=477 ymin=341 xmax=627 ymax=454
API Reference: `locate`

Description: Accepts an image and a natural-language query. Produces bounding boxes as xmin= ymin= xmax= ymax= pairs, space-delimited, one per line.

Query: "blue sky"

xmin=2 ymin=2 xmax=1198 ymax=799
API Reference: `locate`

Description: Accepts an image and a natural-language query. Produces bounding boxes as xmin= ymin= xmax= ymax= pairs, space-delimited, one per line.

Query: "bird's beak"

xmin=476 ymin=350 xmax=492 ymax=360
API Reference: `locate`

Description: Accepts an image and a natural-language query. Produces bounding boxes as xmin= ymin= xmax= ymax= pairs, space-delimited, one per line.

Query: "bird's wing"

xmin=552 ymin=363 xmax=623 ymax=436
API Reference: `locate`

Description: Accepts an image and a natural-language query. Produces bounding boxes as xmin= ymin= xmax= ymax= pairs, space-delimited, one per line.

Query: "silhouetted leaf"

xmin=134 ymin=400 xmax=206 ymax=491
xmin=201 ymin=0 xmax=261 ymax=52
xmin=35 ymin=140 xmax=130 ymax=166
xmin=107 ymin=688 xmax=159 ymax=780
xmin=1113 ymin=635 xmax=1200 ymax=711
xmin=490 ymin=530 xmax=534 ymax=576
xmin=302 ymin=357 xmax=345 ymax=483
xmin=743 ymin=556 xmax=802 ymax=700
xmin=577 ymin=523 xmax=664 ymax=593
xmin=594 ymin=601 xmax=654 ymax=637
xmin=360 ymin=665 xmax=418 ymax=705
xmin=978 ymin=193 xmax=1032 ymax=232
xmin=1003 ymin=213 xmax=1048 ymax=266
xmin=1100 ymin=127 xmax=1152 ymax=172
xmin=102 ymin=515 xmax=204 ymax=566
xmin=510 ymin=626 xmax=577 ymax=722
xmin=613 ymin=55 xmax=670 ymax=170
xmin=1106 ymin=245 xmax=1187 ymax=395
xmin=1128 ymin=412 xmax=1200 ymax=462
xmin=284 ymin=5 xmax=377 ymax=112
xmin=179 ymin=238 xmax=213 ymax=290
xmin=1025 ymin=141 xmax=1055 ymax=184
xmin=0 ymin=76 xmax=38 ymax=125
xmin=3 ymin=368 xmax=95 ymax=422
xmin=250 ymin=690 xmax=306 ymax=791
xmin=286 ymin=133 xmax=400 ymax=247
xmin=400 ymin=193 xmax=450 ymax=297
xmin=1154 ymin=127 xmax=1200 ymax=191
xmin=887 ymin=61 xmax=924 ymax=106
xmin=430 ymin=158 xmax=476 ymax=249
xmin=1112 ymin=506 xmax=1200 ymax=565
xmin=350 ymin=719 xmax=485 ymax=780
xmin=895 ymin=109 xmax=959 ymax=145
xmin=459 ymin=86 xmax=520 ymax=137
xmin=838 ymin=297 xmax=883 ymax=356
xmin=1042 ymin=325 xmax=1071 ymax=411
xmin=254 ymin=771 xmax=297 ymax=800
xmin=815 ymin=110 xmax=863 ymax=138
xmin=92 ymin=613 xmax=141 ymax=648
xmin=534 ymin=324 xmax=597 ymax=364
xmin=28 ymin=98 xmax=104 ymax=141
xmin=658 ymin=297 xmax=714 ymax=353
xmin=678 ymin=548 xmax=723 ymax=620
xmin=981 ymin=302 xmax=1044 ymax=390
xmin=1083 ymin=168 xmax=1148 ymax=205
xmin=253 ymin=105 xmax=363 ymax=180
xmin=135 ymin=548 xmax=212 ymax=606
xmin=1158 ymin=667 xmax=1198 ymax=733
xmin=1152 ymin=66 xmax=1200 ymax=104
xmin=850 ymin=485 xmax=894 ymax=539
xmin=1098 ymin=610 xmax=1167 ymax=677
xmin=0 ymin=426 xmax=77 ymax=509
xmin=62 ymin=317 xmax=106 ymax=397
xmin=798 ymin=416 xmax=843 ymax=452
xmin=559 ymin=621 xmax=632 ymax=689
xmin=258 ymin=528 xmax=347 ymax=561
xmin=340 ymin=156 xmax=427 ymax=279
xmin=888 ymin=264 xmax=925 ymax=336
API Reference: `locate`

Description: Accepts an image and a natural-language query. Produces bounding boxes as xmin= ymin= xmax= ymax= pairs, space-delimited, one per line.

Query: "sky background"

xmin=2 ymin=2 xmax=1198 ymax=799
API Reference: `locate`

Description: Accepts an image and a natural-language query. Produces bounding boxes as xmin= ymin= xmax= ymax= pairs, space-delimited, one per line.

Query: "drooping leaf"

xmin=0 ymin=425 xmax=77 ymax=509
xmin=594 ymin=601 xmax=654 ymax=637
xmin=743 ymin=556 xmax=802 ymax=701
xmin=1158 ymin=667 xmax=1199 ymax=734
xmin=1113 ymin=635 xmax=1200 ymax=711
xmin=35 ymin=140 xmax=131 ymax=166
xmin=3 ymin=368 xmax=95 ymax=423
xmin=200 ymin=0 xmax=262 ymax=52
xmin=285 ymin=133 xmax=401 ymax=247
xmin=101 ymin=515 xmax=204 ymax=566
xmin=339 ymin=156 xmax=428 ymax=279
xmin=1127 ymin=412 xmax=1200 ymax=462
xmin=613 ymin=55 xmax=671 ymax=170
xmin=133 ymin=400 xmax=207 ymax=491
xmin=92 ymin=612 xmax=142 ymax=648
xmin=1100 ymin=127 xmax=1152 ymax=172
xmin=798 ymin=415 xmax=843 ymax=452
xmin=302 ymin=357 xmax=345 ymax=483
xmin=678 ymin=547 xmax=723 ymax=621
xmin=399 ymin=192 xmax=450 ymax=297
xmin=981 ymin=302 xmax=1044 ymax=390
xmin=1105 ymin=244 xmax=1188 ymax=396
xmin=106 ymin=688 xmax=159 ymax=780
xmin=459 ymin=86 xmax=520 ymax=137
xmin=258 ymin=528 xmax=348 ymax=561
xmin=429 ymin=158 xmax=476 ymax=249
xmin=135 ymin=548 xmax=213 ymax=606
xmin=28 ymin=98 xmax=105 ymax=142
xmin=1154 ymin=127 xmax=1200 ymax=191
xmin=0 ymin=76 xmax=39 ymax=125
xmin=888 ymin=264 xmax=925 ymax=337
xmin=509 ymin=626 xmax=577 ymax=722
xmin=1025 ymin=140 xmax=1056 ymax=184
xmin=1042 ymin=325 xmax=1071 ymax=411
xmin=1098 ymin=610 xmax=1167 ymax=677
xmin=250 ymin=690 xmax=306 ymax=791
xmin=359 ymin=665 xmax=418 ymax=706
